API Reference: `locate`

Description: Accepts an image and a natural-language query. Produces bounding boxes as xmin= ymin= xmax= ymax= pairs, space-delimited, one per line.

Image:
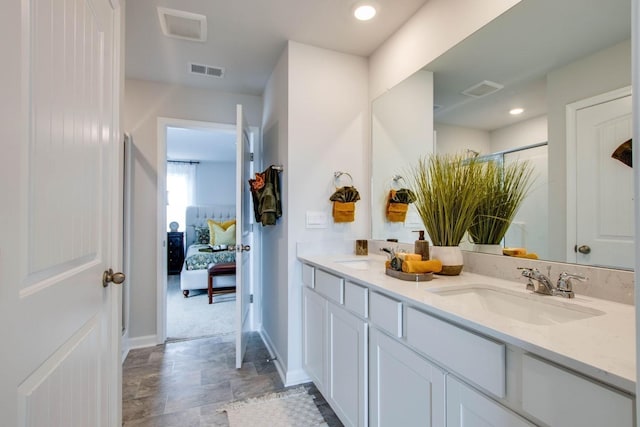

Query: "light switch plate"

xmin=306 ymin=211 xmax=328 ymax=228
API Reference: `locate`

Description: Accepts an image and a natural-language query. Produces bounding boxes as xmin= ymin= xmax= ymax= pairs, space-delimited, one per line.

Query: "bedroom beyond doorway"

xmin=166 ymin=275 xmax=235 ymax=340
xmin=163 ymin=121 xmax=239 ymax=342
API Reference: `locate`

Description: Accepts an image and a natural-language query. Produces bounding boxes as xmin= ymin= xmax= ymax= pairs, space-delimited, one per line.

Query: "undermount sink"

xmin=334 ymin=259 xmax=374 ymax=271
xmin=428 ymin=285 xmax=605 ymax=325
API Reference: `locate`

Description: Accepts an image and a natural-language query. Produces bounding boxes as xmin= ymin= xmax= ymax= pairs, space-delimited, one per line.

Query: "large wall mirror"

xmin=371 ymin=0 xmax=633 ymax=270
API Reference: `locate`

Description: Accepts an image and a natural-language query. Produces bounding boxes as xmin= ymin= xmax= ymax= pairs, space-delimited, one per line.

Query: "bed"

xmin=180 ymin=205 xmax=237 ymax=297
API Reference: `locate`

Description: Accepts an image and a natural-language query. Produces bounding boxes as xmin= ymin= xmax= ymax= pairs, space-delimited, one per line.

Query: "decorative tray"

xmin=385 ymin=268 xmax=433 ymax=282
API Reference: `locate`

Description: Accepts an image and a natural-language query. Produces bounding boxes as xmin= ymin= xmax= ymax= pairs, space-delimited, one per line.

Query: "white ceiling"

xmin=126 ymin=0 xmax=428 ymax=96
xmin=427 ymin=0 xmax=631 ymax=131
xmin=167 ymin=126 xmax=236 ymax=162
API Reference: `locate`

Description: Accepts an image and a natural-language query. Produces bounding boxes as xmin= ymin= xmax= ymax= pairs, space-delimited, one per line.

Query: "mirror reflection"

xmin=371 ymin=0 xmax=633 ymax=270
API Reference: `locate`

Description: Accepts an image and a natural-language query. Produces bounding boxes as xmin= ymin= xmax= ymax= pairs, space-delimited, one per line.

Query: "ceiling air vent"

xmin=189 ymin=63 xmax=225 ymax=78
xmin=461 ymin=80 xmax=504 ymax=98
xmin=158 ymin=7 xmax=207 ymax=42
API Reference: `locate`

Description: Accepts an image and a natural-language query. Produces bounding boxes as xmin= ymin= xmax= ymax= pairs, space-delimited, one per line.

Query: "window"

xmin=166 ymin=162 xmax=196 ymax=232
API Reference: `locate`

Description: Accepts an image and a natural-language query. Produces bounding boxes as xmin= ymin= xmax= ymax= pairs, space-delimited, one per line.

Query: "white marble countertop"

xmin=298 ymin=253 xmax=636 ymax=394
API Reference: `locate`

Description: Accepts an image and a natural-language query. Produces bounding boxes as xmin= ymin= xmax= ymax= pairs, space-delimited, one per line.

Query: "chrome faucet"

xmin=518 ymin=267 xmax=587 ymax=298
xmin=555 ymin=272 xmax=587 ymax=298
xmin=518 ymin=267 xmax=555 ymax=296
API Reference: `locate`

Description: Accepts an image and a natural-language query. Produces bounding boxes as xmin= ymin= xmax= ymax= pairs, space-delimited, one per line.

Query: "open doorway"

xmin=159 ymin=119 xmax=239 ymax=342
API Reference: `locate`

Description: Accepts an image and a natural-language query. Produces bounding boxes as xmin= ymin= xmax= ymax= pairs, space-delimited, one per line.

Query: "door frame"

xmin=155 ymin=117 xmax=259 ymax=343
xmin=565 ymin=85 xmax=632 ymax=263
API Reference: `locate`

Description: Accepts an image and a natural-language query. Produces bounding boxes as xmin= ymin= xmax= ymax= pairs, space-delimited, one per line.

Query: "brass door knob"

xmin=103 ymin=268 xmax=126 ymax=287
xmin=577 ymin=245 xmax=591 ymax=254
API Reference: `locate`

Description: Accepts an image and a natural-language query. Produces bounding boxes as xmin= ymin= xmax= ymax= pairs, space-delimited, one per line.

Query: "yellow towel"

xmin=401 ymin=260 xmax=443 ymax=274
xmin=332 ymin=201 xmax=355 ymax=223
xmin=396 ymin=253 xmax=422 ymax=262
xmin=514 ymin=253 xmax=539 ymax=259
xmin=503 ymin=247 xmax=527 ymax=256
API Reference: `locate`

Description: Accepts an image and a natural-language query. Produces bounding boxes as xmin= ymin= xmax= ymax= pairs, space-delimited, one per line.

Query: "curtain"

xmin=166 ymin=162 xmax=197 ymax=232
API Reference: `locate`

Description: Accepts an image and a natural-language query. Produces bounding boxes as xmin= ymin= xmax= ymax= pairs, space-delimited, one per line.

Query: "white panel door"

xmin=575 ymin=94 xmax=633 ymax=269
xmin=235 ymin=104 xmax=253 ymax=368
xmin=0 ymin=0 xmax=120 ymax=425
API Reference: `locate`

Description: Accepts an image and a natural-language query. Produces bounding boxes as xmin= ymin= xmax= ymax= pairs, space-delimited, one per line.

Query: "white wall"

xmin=124 ymin=78 xmax=262 ymax=339
xmin=489 ymin=115 xmax=547 ymax=153
xmin=435 ymin=123 xmax=491 ymax=155
xmin=371 ymin=70 xmax=434 ymax=243
xmin=195 ymin=161 xmax=236 ymax=206
xmin=369 ymin=0 xmax=521 ymax=100
xmin=288 ymin=41 xmax=369 ymax=383
xmin=260 ymin=41 xmax=370 ymax=385
xmin=546 ymin=39 xmax=631 ymax=261
xmin=260 ymin=45 xmax=290 ymax=374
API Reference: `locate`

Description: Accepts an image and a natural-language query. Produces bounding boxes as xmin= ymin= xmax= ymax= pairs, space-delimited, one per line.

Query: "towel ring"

xmin=334 ymin=171 xmax=354 ymax=187
xmin=391 ymin=175 xmax=406 ymax=190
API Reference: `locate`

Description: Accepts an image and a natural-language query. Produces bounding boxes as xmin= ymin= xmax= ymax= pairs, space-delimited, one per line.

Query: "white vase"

xmin=430 ymin=246 xmax=464 ymax=276
xmin=472 ymin=244 xmax=503 ymax=255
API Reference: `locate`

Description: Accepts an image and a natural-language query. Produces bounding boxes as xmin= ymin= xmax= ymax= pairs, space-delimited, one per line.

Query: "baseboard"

xmin=258 ymin=329 xmax=287 ymax=385
xmin=284 ymin=368 xmax=311 ymax=387
xmin=258 ymin=328 xmax=310 ymax=387
xmin=126 ymin=335 xmax=159 ymax=352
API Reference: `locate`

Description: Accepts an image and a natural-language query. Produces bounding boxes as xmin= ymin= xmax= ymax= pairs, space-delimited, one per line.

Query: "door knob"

xmin=236 ymin=244 xmax=251 ymax=252
xmin=576 ymin=245 xmax=591 ymax=254
xmin=103 ymin=268 xmax=126 ymax=287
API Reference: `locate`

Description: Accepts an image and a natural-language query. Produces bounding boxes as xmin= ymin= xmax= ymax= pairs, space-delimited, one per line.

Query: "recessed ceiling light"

xmin=353 ymin=2 xmax=377 ymax=21
xmin=510 ymin=108 xmax=524 ymax=115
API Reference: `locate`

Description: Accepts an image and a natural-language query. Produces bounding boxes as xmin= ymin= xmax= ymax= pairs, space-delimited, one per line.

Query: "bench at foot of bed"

xmin=208 ymin=262 xmax=236 ymax=304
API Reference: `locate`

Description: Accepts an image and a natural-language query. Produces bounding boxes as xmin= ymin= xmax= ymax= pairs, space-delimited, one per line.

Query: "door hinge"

xmin=250 ymin=294 xmax=254 ymax=303
xmin=250 ymin=152 xmax=254 ymax=161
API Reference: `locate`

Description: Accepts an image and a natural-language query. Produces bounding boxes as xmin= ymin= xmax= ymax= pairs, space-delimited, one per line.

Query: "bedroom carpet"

xmin=167 ymin=274 xmax=236 ymax=340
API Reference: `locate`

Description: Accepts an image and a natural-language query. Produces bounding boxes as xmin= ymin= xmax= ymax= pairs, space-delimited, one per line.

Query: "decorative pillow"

xmin=193 ymin=226 xmax=210 ymax=244
xmin=207 ymin=218 xmax=236 ymax=230
xmin=208 ymin=222 xmax=236 ymax=246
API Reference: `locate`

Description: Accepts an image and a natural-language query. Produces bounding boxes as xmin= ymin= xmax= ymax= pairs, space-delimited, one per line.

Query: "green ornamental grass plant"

xmin=409 ymin=154 xmax=484 ymax=247
xmin=468 ymin=160 xmax=534 ymax=245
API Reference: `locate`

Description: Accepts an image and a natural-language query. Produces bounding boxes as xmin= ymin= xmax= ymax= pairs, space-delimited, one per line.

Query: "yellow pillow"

xmin=207 ymin=218 xmax=236 ymax=230
xmin=208 ymin=222 xmax=236 ymax=246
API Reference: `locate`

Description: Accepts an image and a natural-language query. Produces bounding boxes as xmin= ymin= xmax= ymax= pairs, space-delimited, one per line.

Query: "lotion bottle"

xmin=414 ymin=230 xmax=430 ymax=260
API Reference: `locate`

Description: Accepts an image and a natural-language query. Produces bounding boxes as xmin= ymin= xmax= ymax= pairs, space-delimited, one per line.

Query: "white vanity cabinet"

xmin=302 ymin=286 xmax=326 ymax=392
xmin=447 ymin=376 xmax=533 ymax=427
xmin=369 ymin=327 xmax=446 ymax=426
xmin=327 ymin=301 xmax=368 ymax=427
xmin=302 ymin=267 xmax=368 ymax=427
xmin=300 ymin=261 xmax=635 ymax=427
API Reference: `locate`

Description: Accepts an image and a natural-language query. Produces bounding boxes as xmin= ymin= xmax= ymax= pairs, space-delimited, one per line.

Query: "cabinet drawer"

xmin=370 ymin=292 xmax=402 ymax=337
xmin=302 ymin=263 xmax=315 ymax=288
xmin=315 ymin=269 xmax=344 ymax=304
xmin=522 ymin=354 xmax=633 ymax=426
xmin=344 ymin=281 xmax=368 ymax=318
xmin=406 ymin=307 xmax=505 ymax=397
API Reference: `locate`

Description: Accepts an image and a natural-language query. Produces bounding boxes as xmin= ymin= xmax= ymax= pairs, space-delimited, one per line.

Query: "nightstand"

xmin=167 ymin=232 xmax=184 ymax=275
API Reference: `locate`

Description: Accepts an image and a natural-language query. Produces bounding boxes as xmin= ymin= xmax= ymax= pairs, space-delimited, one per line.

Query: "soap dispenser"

xmin=414 ymin=230 xmax=429 ymax=260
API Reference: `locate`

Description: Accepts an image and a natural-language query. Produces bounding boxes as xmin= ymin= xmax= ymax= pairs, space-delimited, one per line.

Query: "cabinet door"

xmin=369 ymin=328 xmax=445 ymax=427
xmin=447 ymin=376 xmax=533 ymax=427
xmin=327 ymin=302 xmax=367 ymax=427
xmin=302 ymin=287 xmax=327 ymax=392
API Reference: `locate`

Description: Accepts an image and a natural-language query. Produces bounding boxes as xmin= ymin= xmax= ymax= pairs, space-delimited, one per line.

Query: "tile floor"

xmin=122 ymin=332 xmax=343 ymax=426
